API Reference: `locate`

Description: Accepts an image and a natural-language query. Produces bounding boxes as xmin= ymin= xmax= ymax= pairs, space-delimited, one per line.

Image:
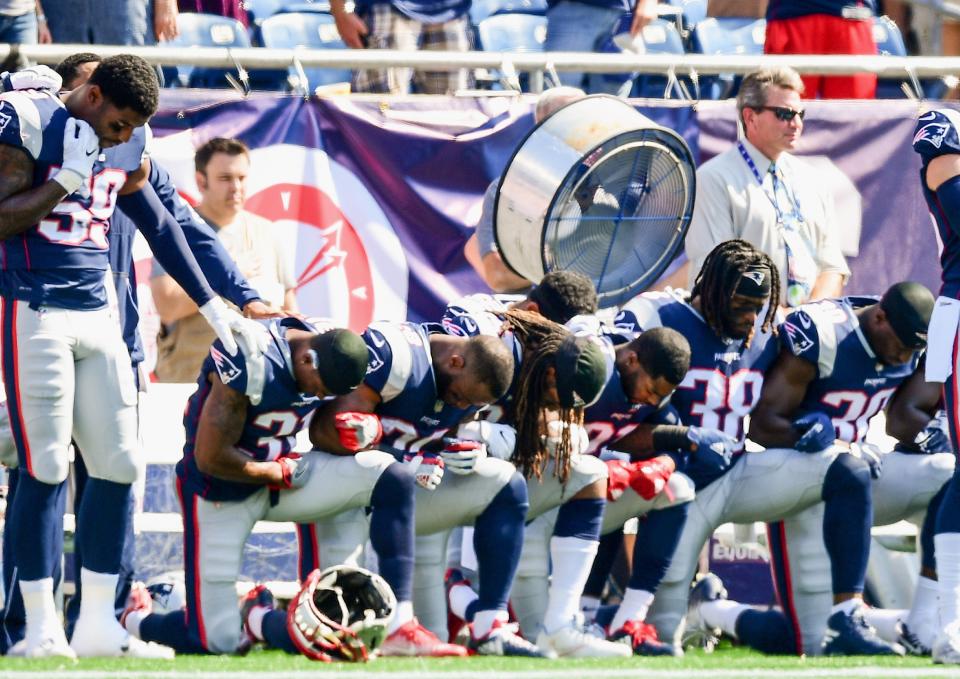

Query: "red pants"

xmin=765 ymin=13 xmax=877 ymax=99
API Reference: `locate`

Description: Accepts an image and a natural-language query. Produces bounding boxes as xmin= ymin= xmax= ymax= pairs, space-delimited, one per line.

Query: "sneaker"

xmin=933 ymin=621 xmax=960 ymax=664
xmin=444 ymin=568 xmax=472 ymax=644
xmin=70 ymin=617 xmax=174 ymax=659
xmin=898 ymin=620 xmax=933 ymax=656
xmin=469 ymin=618 xmax=547 ymax=657
xmin=536 ymin=617 xmax=633 ymax=658
xmin=609 ymin=619 xmax=678 ymax=656
xmin=821 ymin=603 xmax=906 ymax=656
xmin=9 ymin=631 xmax=76 ymax=659
xmin=683 ymin=572 xmax=726 ymax=653
xmin=120 ymin=581 xmax=152 ymax=631
xmin=379 ymin=618 xmax=468 ymax=657
xmin=240 ymin=583 xmax=276 ymax=645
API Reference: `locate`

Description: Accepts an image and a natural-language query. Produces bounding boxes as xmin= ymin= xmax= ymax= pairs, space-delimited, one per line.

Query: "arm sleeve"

xmin=117 ymin=183 xmax=216 ymax=307
xmin=148 ymin=160 xmax=262 ymax=309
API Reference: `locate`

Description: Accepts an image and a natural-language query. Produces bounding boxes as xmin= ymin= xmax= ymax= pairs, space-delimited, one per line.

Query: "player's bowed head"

xmin=501 ymin=308 xmax=608 ymax=483
xmin=690 ymin=239 xmax=780 ymax=347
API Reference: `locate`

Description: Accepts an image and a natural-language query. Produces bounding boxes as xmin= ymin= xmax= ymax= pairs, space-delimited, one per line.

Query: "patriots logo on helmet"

xmin=210 ymin=346 xmax=242 ymax=384
xmin=742 ymin=270 xmax=765 ymax=286
xmin=913 ymin=122 xmax=950 ymax=150
xmin=783 ymin=320 xmax=815 ymax=355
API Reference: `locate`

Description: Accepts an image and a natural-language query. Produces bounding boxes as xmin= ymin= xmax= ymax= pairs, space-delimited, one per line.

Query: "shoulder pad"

xmin=914 ymin=109 xmax=960 ymax=163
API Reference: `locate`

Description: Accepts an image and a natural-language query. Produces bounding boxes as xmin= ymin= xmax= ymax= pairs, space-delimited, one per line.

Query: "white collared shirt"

xmin=684 ymin=137 xmax=850 ymax=304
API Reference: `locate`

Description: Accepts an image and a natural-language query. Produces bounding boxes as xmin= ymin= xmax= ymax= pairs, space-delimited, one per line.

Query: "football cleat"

xmin=240 ymin=583 xmax=277 ymax=645
xmin=821 ymin=603 xmax=905 ymax=656
xmin=444 ymin=568 xmax=472 ymax=644
xmin=120 ymin=581 xmax=152 ymax=632
xmin=379 ymin=618 xmax=468 ymax=657
xmin=683 ymin=572 xmax=726 ymax=653
xmin=70 ymin=617 xmax=174 ymax=659
xmin=609 ymin=619 xmax=678 ymax=656
xmin=897 ymin=620 xmax=933 ymax=656
xmin=8 ymin=631 xmax=76 ymax=659
xmin=468 ymin=619 xmax=547 ymax=657
xmin=536 ymin=616 xmax=633 ymax=658
xmin=933 ymin=621 xmax=960 ymax=664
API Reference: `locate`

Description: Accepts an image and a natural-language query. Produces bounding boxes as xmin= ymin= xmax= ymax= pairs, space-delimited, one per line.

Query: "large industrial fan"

xmin=494 ymin=95 xmax=696 ymax=308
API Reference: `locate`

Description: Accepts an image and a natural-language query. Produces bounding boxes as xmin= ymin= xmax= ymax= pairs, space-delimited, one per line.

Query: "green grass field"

xmin=2 ymin=646 xmax=958 ymax=679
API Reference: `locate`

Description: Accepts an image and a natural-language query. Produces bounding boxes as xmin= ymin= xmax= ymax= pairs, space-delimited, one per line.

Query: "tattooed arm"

xmin=193 ymin=374 xmax=285 ymax=486
xmin=0 ymin=144 xmax=70 ymax=240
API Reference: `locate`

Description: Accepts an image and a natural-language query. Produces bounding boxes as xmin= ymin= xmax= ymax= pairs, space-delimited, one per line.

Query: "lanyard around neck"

xmin=736 ymin=142 xmax=803 ymax=224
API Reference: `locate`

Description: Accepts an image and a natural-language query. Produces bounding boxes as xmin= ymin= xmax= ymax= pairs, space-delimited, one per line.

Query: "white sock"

xmin=907 ymin=575 xmax=939 ymax=630
xmin=472 ymin=609 xmax=508 ymax=639
xmin=20 ymin=577 xmax=58 ymax=637
xmin=77 ymin=567 xmax=120 ymax=624
xmin=124 ymin=610 xmax=148 ymax=638
xmin=699 ymin=600 xmax=751 ymax=638
xmin=936 ymin=533 xmax=960 ymax=628
xmin=389 ymin=600 xmax=414 ymax=634
xmin=610 ymin=588 xmax=654 ymax=632
xmin=448 ymin=582 xmax=478 ymax=620
xmin=861 ymin=607 xmax=905 ymax=643
xmin=831 ymin=598 xmax=860 ymax=616
xmin=580 ymin=595 xmax=601 ymax=621
xmin=543 ymin=536 xmax=598 ymax=634
xmin=247 ymin=606 xmax=269 ymax=641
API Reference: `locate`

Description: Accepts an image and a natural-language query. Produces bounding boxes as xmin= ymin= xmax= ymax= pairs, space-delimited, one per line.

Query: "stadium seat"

xmin=870 ymin=14 xmax=948 ymax=99
xmin=594 ymin=16 xmax=687 ymax=99
xmin=688 ymin=16 xmax=766 ymax=99
xmin=662 ymin=0 xmax=707 ymax=31
xmin=476 ymin=12 xmax=547 ymax=53
xmin=160 ymin=13 xmax=252 ymax=88
xmin=258 ymin=12 xmax=352 ymax=91
xmin=470 ymin=0 xmax=546 ymax=26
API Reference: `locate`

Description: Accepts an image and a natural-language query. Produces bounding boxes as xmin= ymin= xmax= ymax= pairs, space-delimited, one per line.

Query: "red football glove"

xmin=605 ymin=455 xmax=675 ymax=501
xmin=334 ymin=412 xmax=383 ymax=452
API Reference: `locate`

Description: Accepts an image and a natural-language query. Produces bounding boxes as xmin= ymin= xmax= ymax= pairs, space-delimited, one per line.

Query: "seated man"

xmin=121 ymin=320 xmax=422 ymax=657
xmin=685 ymin=283 xmax=951 ymax=656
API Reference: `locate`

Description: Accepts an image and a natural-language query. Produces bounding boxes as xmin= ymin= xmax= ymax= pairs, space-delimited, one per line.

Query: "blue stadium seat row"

xmin=167 ymin=6 xmax=943 ymax=99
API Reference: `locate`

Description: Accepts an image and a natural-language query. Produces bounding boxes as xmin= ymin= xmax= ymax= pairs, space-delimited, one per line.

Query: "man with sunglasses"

xmin=685 ymin=66 xmax=849 ymax=310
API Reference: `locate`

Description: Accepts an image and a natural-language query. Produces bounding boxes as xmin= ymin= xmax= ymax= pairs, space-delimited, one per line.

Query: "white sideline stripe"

xmin=3 ymin=668 xmax=957 ymax=679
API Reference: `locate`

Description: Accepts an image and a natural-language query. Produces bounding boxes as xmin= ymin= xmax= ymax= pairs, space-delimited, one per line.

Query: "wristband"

xmin=52 ymin=168 xmax=84 ymax=195
xmin=651 ymin=425 xmax=692 ymax=452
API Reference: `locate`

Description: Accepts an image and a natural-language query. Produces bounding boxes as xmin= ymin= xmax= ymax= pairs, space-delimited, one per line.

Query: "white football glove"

xmin=457 ymin=420 xmax=516 ymax=460
xmin=270 ymin=453 xmax=313 ymax=490
xmin=2 ymin=65 xmax=62 ymax=92
xmin=403 ymin=453 xmax=444 ymax=490
xmin=543 ymin=420 xmax=590 ymax=458
xmin=199 ymin=297 xmax=270 ymax=358
xmin=54 ymin=117 xmax=98 ymax=196
xmin=440 ymin=439 xmax=487 ymax=475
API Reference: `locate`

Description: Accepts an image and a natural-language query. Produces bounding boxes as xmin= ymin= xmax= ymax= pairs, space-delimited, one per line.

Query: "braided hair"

xmin=690 ymin=239 xmax=780 ymax=345
xmin=500 ymin=308 xmax=581 ymax=483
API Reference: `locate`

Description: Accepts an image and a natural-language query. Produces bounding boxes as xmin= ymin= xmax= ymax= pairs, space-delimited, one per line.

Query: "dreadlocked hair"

xmin=689 ymin=239 xmax=780 ymax=346
xmin=499 ymin=308 xmax=581 ymax=483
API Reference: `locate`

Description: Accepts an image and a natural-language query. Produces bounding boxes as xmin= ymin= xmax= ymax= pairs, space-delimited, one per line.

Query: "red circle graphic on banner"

xmin=245 ymin=183 xmax=375 ymax=331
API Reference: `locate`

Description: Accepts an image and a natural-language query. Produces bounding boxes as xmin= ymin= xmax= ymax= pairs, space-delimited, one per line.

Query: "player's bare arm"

xmin=0 ymin=143 xmax=71 ymax=240
xmin=605 ymin=425 xmax=658 ymax=460
xmin=925 ymin=153 xmax=960 ymax=192
xmin=885 ymin=366 xmax=941 ymax=444
xmin=748 ymin=348 xmax=818 ymax=448
xmin=309 ymin=384 xmax=382 ymax=454
xmin=193 ymin=375 xmax=285 ymax=486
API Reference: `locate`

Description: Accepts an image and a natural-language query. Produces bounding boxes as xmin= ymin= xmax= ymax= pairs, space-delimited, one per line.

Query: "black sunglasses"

xmin=756 ymin=105 xmax=805 ymax=122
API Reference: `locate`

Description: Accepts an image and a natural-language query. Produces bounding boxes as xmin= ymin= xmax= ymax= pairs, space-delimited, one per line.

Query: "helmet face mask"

xmin=287 ymin=565 xmax=396 ymax=662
